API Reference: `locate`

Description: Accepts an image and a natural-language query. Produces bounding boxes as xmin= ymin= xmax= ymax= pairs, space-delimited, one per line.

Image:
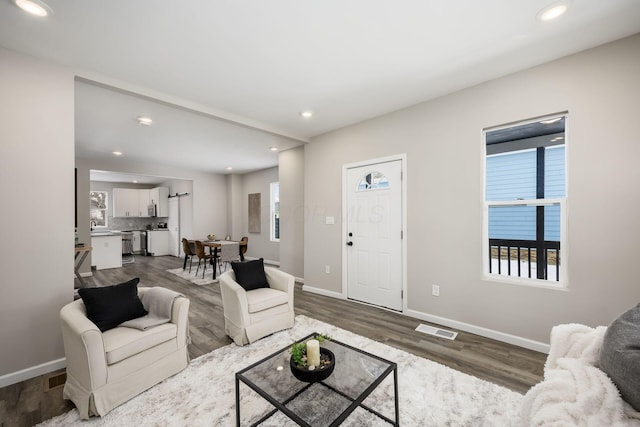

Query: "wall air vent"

xmin=415 ymin=324 xmax=458 ymax=341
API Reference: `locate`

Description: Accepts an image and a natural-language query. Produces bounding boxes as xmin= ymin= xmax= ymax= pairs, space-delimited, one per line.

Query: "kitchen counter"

xmin=91 ymin=230 xmax=122 ymax=237
xmin=90 ymin=233 xmax=122 ymax=270
xmin=146 ymin=229 xmax=169 ymax=256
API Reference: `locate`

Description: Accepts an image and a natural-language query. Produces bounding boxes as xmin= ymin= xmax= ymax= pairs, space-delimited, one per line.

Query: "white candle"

xmin=306 ymin=339 xmax=320 ymax=367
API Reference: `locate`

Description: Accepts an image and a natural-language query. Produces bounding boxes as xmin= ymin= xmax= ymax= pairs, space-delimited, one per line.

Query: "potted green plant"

xmin=289 ymin=334 xmax=334 ymax=382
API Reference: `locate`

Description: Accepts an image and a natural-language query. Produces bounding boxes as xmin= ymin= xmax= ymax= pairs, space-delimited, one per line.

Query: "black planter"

xmin=290 ymin=347 xmax=335 ymax=382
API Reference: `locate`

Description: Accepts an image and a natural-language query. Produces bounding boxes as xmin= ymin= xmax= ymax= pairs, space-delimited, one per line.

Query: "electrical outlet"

xmin=325 ymin=265 xmax=331 ymax=274
xmin=432 ymin=285 xmax=440 ymax=297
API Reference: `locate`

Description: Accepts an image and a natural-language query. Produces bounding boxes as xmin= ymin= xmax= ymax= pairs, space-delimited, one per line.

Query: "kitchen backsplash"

xmin=107 ymin=216 xmax=168 ymax=231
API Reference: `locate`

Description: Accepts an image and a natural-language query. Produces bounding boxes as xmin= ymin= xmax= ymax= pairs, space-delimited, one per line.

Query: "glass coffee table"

xmin=235 ymin=332 xmax=399 ymax=426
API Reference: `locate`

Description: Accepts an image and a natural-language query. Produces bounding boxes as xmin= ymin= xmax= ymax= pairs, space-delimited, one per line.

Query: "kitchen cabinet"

xmin=91 ymin=234 xmax=122 ymax=270
xmin=113 ymin=188 xmax=159 ymax=217
xmin=113 ymin=188 xmax=139 ymax=217
xmin=147 ymin=230 xmax=169 ymax=256
xmin=138 ymin=189 xmax=150 ymax=217
xmin=150 ymin=187 xmax=169 ymax=217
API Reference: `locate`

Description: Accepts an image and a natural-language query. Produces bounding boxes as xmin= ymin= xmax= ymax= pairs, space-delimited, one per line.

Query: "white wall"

xmin=305 ymin=34 xmax=640 ymax=347
xmin=279 ymin=146 xmax=305 ymax=278
xmin=226 ymin=174 xmax=244 ymax=240
xmin=0 ymin=47 xmax=74 ymax=380
xmin=240 ymin=167 xmax=280 ymax=263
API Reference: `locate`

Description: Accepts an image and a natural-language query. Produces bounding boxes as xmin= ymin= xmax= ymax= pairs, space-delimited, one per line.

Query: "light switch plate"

xmin=325 ymin=216 xmax=335 ymax=225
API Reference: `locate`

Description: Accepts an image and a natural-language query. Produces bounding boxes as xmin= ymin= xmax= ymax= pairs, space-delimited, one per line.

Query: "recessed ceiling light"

xmin=133 ymin=180 xmax=138 ymax=183
xmin=537 ymin=2 xmax=569 ymax=22
xmin=300 ymin=111 xmax=313 ymax=118
xmin=14 ymin=0 xmax=51 ymax=17
xmin=112 ymin=151 xmax=123 ymax=156
xmin=269 ymin=147 xmax=278 ymax=152
xmin=226 ymin=166 xmax=233 ymax=171
xmin=137 ymin=116 xmax=153 ymax=126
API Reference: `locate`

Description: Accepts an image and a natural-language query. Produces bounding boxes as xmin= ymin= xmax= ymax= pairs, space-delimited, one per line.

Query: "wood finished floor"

xmin=0 ymin=255 xmax=546 ymax=426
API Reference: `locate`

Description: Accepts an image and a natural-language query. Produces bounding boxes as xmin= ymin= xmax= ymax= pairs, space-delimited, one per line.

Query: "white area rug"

xmin=167 ymin=262 xmax=231 ymax=286
xmin=39 ymin=316 xmax=523 ymax=426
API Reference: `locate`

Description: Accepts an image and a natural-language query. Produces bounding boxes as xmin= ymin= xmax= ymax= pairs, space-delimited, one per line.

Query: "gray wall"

xmin=240 ymin=167 xmax=280 ymax=263
xmin=279 ymin=146 xmax=305 ymax=278
xmin=304 ymin=33 xmax=640 ymax=347
xmin=0 ymin=47 xmax=74 ymax=379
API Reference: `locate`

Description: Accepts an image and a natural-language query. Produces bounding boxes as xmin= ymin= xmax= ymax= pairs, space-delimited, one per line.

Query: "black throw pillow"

xmin=78 ymin=278 xmax=148 ymax=332
xmin=231 ymin=258 xmax=269 ymax=291
xmin=599 ymin=303 xmax=640 ymax=411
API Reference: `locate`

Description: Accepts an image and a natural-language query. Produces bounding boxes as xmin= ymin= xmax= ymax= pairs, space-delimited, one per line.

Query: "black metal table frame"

xmin=235 ymin=332 xmax=399 ymax=426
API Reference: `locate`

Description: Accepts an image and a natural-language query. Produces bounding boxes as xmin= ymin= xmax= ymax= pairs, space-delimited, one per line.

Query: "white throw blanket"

xmin=545 ymin=323 xmax=606 ymax=370
xmin=120 ymin=287 xmax=183 ymax=330
xmin=521 ymin=323 xmax=640 ymax=426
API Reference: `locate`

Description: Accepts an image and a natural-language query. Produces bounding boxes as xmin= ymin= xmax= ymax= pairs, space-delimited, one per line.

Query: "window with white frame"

xmin=484 ymin=114 xmax=566 ymax=285
xmin=90 ymin=191 xmax=108 ymax=228
xmin=270 ymin=182 xmax=280 ymax=241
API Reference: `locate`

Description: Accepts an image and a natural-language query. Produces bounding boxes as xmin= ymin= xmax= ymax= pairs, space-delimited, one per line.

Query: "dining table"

xmin=188 ymin=239 xmax=246 ymax=279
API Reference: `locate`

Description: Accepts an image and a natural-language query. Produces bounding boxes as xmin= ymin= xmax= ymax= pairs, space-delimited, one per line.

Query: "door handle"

xmin=346 ymin=241 xmax=353 ymax=246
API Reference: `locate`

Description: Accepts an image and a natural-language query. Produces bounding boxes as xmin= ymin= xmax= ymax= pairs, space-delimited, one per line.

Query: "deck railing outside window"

xmin=489 ymin=238 xmax=560 ymax=281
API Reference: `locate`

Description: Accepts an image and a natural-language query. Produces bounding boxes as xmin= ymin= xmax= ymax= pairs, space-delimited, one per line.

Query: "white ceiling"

xmin=1 ymin=0 xmax=639 ymax=175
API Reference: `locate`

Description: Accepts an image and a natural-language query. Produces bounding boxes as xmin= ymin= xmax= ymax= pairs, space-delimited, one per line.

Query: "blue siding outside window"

xmin=487 ymin=146 xmax=565 ymax=241
xmin=544 ymin=146 xmax=566 ymax=198
xmin=486 ymin=150 xmax=536 ymax=201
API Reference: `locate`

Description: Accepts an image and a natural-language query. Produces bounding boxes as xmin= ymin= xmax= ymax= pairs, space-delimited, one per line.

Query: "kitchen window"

xmin=270 ymin=182 xmax=280 ymax=241
xmin=90 ymin=191 xmax=108 ymax=228
xmin=483 ymin=114 xmax=567 ymax=286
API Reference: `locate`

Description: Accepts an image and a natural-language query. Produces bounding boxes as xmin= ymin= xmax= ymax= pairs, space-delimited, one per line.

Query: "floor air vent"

xmin=415 ymin=324 xmax=458 ymax=340
xmin=43 ymin=371 xmax=67 ymax=392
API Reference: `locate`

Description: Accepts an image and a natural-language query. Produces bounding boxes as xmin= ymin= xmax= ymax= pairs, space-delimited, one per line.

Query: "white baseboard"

xmin=0 ymin=358 xmax=66 ymax=388
xmin=405 ymin=309 xmax=550 ymax=354
xmin=301 ymin=284 xmax=344 ymax=300
xmin=297 ymin=284 xmax=550 ymax=353
xmin=294 ymin=277 xmax=304 ymax=284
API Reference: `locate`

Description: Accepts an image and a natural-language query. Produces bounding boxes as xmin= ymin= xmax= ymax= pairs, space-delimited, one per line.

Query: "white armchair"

xmin=60 ymin=287 xmax=190 ymax=419
xmin=220 ymin=267 xmax=294 ymax=346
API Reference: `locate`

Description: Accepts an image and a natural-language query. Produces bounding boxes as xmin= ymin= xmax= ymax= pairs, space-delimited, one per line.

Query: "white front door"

xmin=346 ymin=159 xmax=403 ymax=311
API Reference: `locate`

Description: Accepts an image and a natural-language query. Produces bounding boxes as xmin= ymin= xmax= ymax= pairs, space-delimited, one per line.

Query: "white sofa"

xmin=60 ymin=287 xmax=190 ymax=419
xmin=219 ymin=267 xmax=294 ymax=346
xmin=521 ymin=324 xmax=640 ymax=426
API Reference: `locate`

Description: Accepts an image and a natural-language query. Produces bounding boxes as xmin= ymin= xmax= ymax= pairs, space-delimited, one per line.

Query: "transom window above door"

xmin=356 ymin=171 xmax=390 ymax=191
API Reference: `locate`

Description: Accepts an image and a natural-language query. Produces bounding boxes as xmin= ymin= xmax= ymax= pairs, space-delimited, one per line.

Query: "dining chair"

xmin=240 ymin=236 xmax=248 ymax=258
xmin=194 ymin=240 xmax=215 ymax=279
xmin=181 ymin=238 xmax=195 ymax=272
xmin=218 ymin=242 xmax=240 ymax=273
